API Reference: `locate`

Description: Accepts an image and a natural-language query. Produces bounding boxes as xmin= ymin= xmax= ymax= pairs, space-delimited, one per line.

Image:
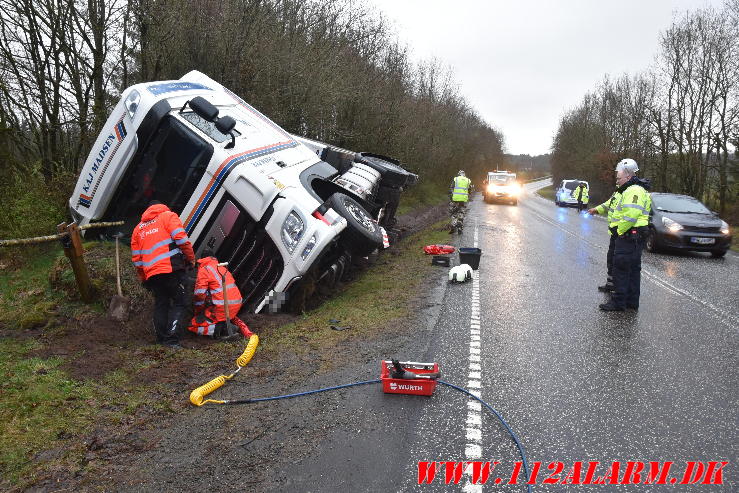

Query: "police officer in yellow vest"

xmin=588 ymin=187 xmax=622 ymax=292
xmin=596 ymin=158 xmax=651 ymax=311
xmin=449 ymin=170 xmax=472 ymax=234
xmin=572 ymin=182 xmax=589 ymax=211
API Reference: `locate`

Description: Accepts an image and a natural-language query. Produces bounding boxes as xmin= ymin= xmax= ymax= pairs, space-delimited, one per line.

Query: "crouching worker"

xmin=187 ymin=249 xmax=253 ymax=339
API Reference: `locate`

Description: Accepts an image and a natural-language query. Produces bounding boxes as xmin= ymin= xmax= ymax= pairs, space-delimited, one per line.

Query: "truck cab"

xmin=69 ymin=71 xmax=417 ymax=313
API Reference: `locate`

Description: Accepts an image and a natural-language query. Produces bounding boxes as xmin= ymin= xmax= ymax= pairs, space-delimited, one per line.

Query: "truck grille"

xmin=227 ymin=229 xmax=283 ymax=312
xmin=196 ymin=196 xmax=283 ymax=312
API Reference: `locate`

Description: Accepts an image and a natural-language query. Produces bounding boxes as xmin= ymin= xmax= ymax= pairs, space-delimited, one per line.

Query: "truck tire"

xmin=330 ymin=193 xmax=383 ymax=256
xmin=360 ymin=155 xmax=412 ymax=188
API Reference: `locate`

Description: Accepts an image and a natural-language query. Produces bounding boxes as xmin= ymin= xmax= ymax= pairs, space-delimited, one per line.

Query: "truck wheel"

xmin=360 ymin=155 xmax=411 ymax=188
xmin=330 ymin=193 xmax=383 ymax=256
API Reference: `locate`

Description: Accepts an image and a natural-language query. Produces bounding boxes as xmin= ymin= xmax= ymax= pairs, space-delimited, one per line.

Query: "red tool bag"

xmin=423 ymin=244 xmax=456 ymax=255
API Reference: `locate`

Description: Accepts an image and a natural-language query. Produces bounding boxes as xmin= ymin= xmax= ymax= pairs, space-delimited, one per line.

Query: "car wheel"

xmin=710 ymin=249 xmax=727 ymax=258
xmin=645 ymin=229 xmax=659 ymax=253
xmin=329 ymin=193 xmax=383 ymax=256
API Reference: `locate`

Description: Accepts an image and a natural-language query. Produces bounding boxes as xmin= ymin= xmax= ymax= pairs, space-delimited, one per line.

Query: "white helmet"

xmin=448 ymin=264 xmax=472 ymax=283
xmin=615 ymin=158 xmax=639 ymax=174
xmin=458 ymin=170 xmax=465 ymax=176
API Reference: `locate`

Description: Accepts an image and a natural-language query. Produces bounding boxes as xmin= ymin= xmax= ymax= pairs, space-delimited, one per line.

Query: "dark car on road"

xmin=646 ymin=193 xmax=732 ymax=257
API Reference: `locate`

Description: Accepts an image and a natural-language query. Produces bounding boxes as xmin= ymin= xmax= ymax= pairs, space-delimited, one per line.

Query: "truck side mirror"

xmin=183 ymin=96 xmax=219 ymax=121
xmin=216 ymin=116 xmax=237 ymax=149
xmin=216 ymin=116 xmax=236 ymax=134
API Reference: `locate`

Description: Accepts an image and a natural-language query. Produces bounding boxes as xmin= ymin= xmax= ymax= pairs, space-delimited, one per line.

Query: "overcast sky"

xmin=368 ymin=0 xmax=726 ymax=156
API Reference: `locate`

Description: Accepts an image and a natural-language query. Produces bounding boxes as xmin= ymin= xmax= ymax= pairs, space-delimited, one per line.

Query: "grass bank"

xmin=536 ymin=184 xmax=555 ymax=202
xmin=0 ymin=214 xmax=450 ymax=489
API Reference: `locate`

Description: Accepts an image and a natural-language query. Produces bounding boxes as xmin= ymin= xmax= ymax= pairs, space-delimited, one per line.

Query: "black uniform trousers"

xmin=611 ymin=228 xmax=646 ymax=308
xmin=145 ymin=270 xmax=187 ymax=345
xmin=606 ymin=233 xmax=616 ymax=281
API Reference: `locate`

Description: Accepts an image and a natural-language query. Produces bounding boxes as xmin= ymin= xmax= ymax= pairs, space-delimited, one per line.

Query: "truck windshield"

xmin=103 ymin=115 xmax=213 ymax=229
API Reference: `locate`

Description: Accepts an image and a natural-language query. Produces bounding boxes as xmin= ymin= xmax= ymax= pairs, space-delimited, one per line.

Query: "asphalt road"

xmin=276 ymin=180 xmax=738 ymax=492
xmin=114 ymin=181 xmax=737 ymax=492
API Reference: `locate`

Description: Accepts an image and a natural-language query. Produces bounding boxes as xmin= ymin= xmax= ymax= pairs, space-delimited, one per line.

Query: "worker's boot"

xmin=597 ymin=280 xmax=615 ymax=292
xmin=599 ymin=302 xmax=624 ymax=312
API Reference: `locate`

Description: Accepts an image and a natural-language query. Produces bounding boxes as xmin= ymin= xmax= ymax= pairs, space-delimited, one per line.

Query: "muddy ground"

xmin=16 ymin=202 xmax=448 ymax=492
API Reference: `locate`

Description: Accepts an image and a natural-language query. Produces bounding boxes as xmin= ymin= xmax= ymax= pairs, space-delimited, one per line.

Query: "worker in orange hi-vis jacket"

xmin=131 ymin=200 xmax=195 ymax=349
xmin=188 ymin=249 xmax=252 ymax=339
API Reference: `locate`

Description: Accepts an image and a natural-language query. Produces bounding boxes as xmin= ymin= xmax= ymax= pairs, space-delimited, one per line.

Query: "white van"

xmin=69 ymin=71 xmax=417 ymax=312
xmin=555 ymin=179 xmax=589 ymax=207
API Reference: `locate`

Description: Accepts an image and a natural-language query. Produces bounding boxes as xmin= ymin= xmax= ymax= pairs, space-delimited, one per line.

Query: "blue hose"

xmin=222 ymin=379 xmax=382 ymax=404
xmin=222 ymin=378 xmax=531 ymax=491
xmin=438 ymin=379 xmax=532 ymax=493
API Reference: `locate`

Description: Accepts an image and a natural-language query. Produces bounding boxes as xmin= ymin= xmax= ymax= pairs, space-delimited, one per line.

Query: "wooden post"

xmin=57 ymin=222 xmax=93 ymax=302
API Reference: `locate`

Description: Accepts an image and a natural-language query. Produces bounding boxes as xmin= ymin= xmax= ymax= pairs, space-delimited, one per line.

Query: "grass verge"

xmin=536 ymin=184 xmax=555 ymax=202
xmin=0 ymin=215 xmax=451 ymax=488
xmin=262 ymin=219 xmax=450 ymax=353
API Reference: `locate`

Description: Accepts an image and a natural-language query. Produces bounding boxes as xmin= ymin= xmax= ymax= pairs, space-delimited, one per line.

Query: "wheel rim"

xmin=344 ymin=199 xmax=376 ymax=233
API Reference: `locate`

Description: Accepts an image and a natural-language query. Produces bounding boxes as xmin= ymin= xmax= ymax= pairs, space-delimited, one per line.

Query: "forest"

xmin=552 ymin=1 xmax=739 ymax=221
xmin=0 ymin=0 xmax=507 ymax=240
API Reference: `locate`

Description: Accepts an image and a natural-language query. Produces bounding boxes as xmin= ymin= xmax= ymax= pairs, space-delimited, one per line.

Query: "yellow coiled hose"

xmin=236 ymin=334 xmax=259 ymax=367
xmin=189 ymin=334 xmax=260 ymax=406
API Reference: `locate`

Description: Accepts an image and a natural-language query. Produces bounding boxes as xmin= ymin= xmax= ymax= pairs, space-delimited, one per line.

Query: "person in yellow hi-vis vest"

xmin=597 ymin=158 xmax=652 ymax=312
xmin=572 ymin=182 xmax=589 ymax=211
xmin=588 ymin=187 xmax=622 ymax=292
xmin=449 ymin=170 xmax=472 ymax=234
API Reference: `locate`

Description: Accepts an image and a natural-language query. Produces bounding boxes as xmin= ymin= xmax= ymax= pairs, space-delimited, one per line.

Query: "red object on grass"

xmin=423 ymin=244 xmax=456 ymax=255
xmin=232 ymin=317 xmax=254 ymax=337
xmin=380 ymin=360 xmax=439 ymax=396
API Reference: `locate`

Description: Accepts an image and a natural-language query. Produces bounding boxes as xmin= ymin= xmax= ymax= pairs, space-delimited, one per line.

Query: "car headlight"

xmin=124 ymin=89 xmax=141 ymax=119
xmin=301 ymin=234 xmax=317 ymax=260
xmin=281 ymin=211 xmax=305 ymax=253
xmin=662 ymin=216 xmax=683 ymax=233
xmin=720 ymin=220 xmax=729 ymax=235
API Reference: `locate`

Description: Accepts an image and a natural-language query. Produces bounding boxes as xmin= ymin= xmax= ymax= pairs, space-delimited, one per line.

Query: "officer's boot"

xmin=598 ymin=278 xmax=615 ymax=292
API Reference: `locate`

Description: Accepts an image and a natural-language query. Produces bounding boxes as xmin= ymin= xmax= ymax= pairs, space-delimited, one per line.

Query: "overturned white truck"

xmin=69 ymin=71 xmax=417 ymax=313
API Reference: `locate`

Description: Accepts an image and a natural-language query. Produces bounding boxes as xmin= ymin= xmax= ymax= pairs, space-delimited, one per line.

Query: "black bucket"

xmin=458 ymin=247 xmax=482 ymax=270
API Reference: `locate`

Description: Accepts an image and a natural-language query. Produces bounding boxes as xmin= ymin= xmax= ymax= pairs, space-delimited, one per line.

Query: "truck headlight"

xmin=301 ymin=234 xmax=318 ymax=260
xmin=281 ymin=211 xmax=305 ymax=253
xmin=662 ymin=216 xmax=683 ymax=233
xmin=124 ymin=89 xmax=141 ymax=119
xmin=720 ymin=220 xmax=729 ymax=235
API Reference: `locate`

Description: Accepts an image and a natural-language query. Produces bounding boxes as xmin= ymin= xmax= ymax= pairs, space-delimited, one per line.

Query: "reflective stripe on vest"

xmin=615 ymin=184 xmax=650 ymax=235
xmin=133 ymin=248 xmax=182 ymax=267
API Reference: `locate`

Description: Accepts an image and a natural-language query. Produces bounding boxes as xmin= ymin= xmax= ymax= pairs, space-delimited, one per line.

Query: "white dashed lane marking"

xmin=464 ymin=221 xmax=483 ymax=492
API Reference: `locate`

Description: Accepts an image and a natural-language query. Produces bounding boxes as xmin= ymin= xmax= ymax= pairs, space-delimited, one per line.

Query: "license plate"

xmin=691 ymin=237 xmax=715 ymax=245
